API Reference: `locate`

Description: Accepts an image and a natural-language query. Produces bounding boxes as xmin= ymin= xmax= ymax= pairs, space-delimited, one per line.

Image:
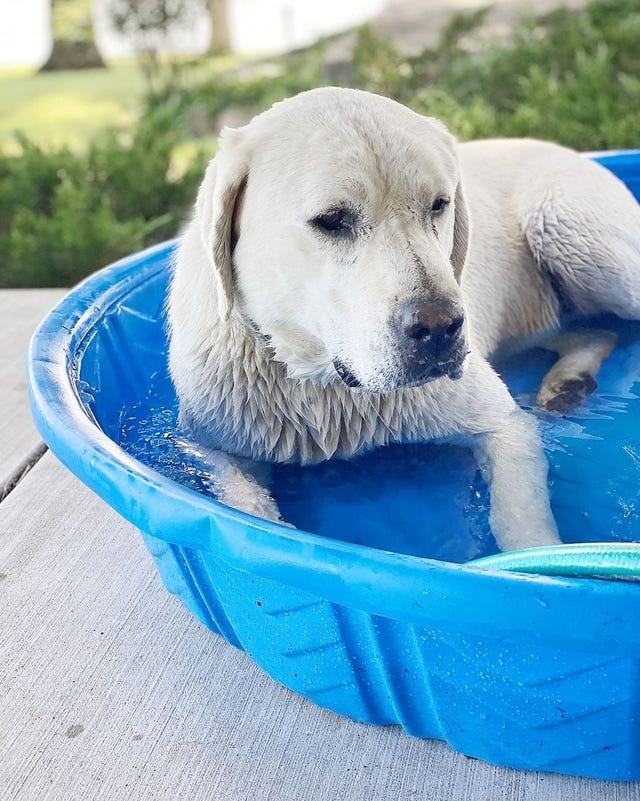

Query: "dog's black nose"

xmin=399 ymin=300 xmax=464 ymax=358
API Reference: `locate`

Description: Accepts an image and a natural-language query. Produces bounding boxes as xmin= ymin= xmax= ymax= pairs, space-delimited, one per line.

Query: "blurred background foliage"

xmin=1 ymin=0 xmax=640 ymax=287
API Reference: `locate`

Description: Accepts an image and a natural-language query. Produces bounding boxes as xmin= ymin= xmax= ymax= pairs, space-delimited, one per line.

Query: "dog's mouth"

xmin=332 ymin=355 xmax=467 ymax=391
xmin=399 ymin=358 xmax=466 ymax=388
xmin=333 ymin=359 xmax=362 ymax=388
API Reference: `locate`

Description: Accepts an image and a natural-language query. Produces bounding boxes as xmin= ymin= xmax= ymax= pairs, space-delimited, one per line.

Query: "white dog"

xmin=168 ymin=87 xmax=640 ymax=552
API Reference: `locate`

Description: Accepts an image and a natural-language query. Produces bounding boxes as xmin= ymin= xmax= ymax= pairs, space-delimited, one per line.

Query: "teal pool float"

xmin=471 ymin=542 xmax=640 ymax=581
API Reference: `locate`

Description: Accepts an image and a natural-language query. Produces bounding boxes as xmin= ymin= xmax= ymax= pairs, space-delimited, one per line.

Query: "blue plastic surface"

xmin=27 ymin=151 xmax=640 ymax=780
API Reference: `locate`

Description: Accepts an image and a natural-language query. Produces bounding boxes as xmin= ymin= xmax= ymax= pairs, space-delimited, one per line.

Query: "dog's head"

xmin=196 ymin=87 xmax=470 ymax=393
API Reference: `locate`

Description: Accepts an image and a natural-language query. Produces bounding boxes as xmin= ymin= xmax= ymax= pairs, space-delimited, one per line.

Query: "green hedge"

xmin=353 ymin=0 xmax=640 ymax=149
xmin=2 ymin=0 xmax=639 ymax=287
xmin=0 ymin=108 xmax=206 ymax=287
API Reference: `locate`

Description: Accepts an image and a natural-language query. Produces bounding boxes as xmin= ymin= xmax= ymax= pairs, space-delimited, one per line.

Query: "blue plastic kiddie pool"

xmin=28 ymin=151 xmax=640 ymax=780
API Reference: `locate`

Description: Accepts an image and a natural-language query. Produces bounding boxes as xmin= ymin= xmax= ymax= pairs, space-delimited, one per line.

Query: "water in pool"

xmin=117 ymin=316 xmax=640 ymax=563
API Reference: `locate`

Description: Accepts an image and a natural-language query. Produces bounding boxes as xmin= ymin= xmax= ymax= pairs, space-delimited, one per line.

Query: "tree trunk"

xmin=209 ymin=0 xmax=231 ymax=53
xmin=41 ymin=0 xmax=105 ymax=71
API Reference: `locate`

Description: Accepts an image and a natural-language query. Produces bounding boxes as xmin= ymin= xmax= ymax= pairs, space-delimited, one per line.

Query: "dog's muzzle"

xmin=333 ymin=351 xmax=468 ymax=392
xmin=333 ymin=300 xmax=468 ymax=391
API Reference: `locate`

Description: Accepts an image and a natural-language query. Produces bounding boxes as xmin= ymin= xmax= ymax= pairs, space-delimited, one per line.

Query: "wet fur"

xmin=168 ymin=88 xmax=640 ymax=551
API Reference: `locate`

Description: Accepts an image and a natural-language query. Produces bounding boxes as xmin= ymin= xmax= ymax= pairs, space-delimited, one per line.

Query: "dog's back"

xmin=459 ymin=138 xmax=640 ymax=357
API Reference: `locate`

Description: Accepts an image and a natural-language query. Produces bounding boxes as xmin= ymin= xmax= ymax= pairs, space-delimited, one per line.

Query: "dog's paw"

xmin=537 ymin=371 xmax=597 ymax=413
xmin=241 ymin=499 xmax=297 ymax=529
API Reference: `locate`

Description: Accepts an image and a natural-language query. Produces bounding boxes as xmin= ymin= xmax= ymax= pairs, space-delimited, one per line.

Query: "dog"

xmin=167 ymin=87 xmax=640 ymax=553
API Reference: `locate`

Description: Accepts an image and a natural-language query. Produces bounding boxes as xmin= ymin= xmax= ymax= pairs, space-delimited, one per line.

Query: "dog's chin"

xmin=332 ymin=356 xmax=467 ymax=393
xmin=400 ymin=357 xmax=467 ymax=387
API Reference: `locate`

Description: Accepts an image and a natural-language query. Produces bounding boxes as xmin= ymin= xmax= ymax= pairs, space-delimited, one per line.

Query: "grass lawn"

xmin=0 ymin=53 xmax=244 ymax=154
xmin=0 ymin=63 xmax=146 ymax=153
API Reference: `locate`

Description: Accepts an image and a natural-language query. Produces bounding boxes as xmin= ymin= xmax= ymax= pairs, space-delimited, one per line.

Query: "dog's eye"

xmin=431 ymin=197 xmax=450 ymax=216
xmin=310 ymin=208 xmax=356 ymax=236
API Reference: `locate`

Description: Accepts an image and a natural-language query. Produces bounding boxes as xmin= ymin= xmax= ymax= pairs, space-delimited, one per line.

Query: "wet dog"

xmin=168 ymin=88 xmax=640 ymax=551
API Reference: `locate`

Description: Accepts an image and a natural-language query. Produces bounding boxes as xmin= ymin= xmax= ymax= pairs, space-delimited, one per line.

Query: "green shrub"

xmin=0 ymin=109 xmax=206 ymax=287
xmin=3 ymin=0 xmax=639 ymax=287
xmin=352 ymin=0 xmax=640 ymax=150
xmin=150 ymin=41 xmax=327 ymax=135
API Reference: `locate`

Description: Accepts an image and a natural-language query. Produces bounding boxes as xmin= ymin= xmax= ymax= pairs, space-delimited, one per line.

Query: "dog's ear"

xmin=450 ymin=180 xmax=470 ymax=282
xmin=196 ymin=128 xmax=249 ymax=319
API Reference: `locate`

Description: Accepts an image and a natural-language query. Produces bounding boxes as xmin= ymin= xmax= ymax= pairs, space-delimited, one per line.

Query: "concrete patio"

xmin=2 ymin=290 xmax=640 ymax=800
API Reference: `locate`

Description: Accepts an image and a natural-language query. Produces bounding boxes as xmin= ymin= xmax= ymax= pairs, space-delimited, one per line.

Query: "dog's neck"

xmin=177 ymin=311 xmax=441 ymax=465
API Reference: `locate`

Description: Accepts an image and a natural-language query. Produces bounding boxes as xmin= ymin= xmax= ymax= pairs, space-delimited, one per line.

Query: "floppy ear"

xmin=450 ymin=180 xmax=470 ymax=282
xmin=196 ymin=129 xmax=249 ymax=319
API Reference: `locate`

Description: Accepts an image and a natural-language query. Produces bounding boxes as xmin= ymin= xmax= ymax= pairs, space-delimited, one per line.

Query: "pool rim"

xmin=26 ymin=158 xmax=640 ymax=642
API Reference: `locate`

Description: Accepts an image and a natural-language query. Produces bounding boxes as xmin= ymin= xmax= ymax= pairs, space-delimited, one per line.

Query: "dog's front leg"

xmin=448 ymin=357 xmax=561 ymax=552
xmin=196 ymin=447 xmax=289 ymax=525
xmin=471 ymin=410 xmax=560 ymax=552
